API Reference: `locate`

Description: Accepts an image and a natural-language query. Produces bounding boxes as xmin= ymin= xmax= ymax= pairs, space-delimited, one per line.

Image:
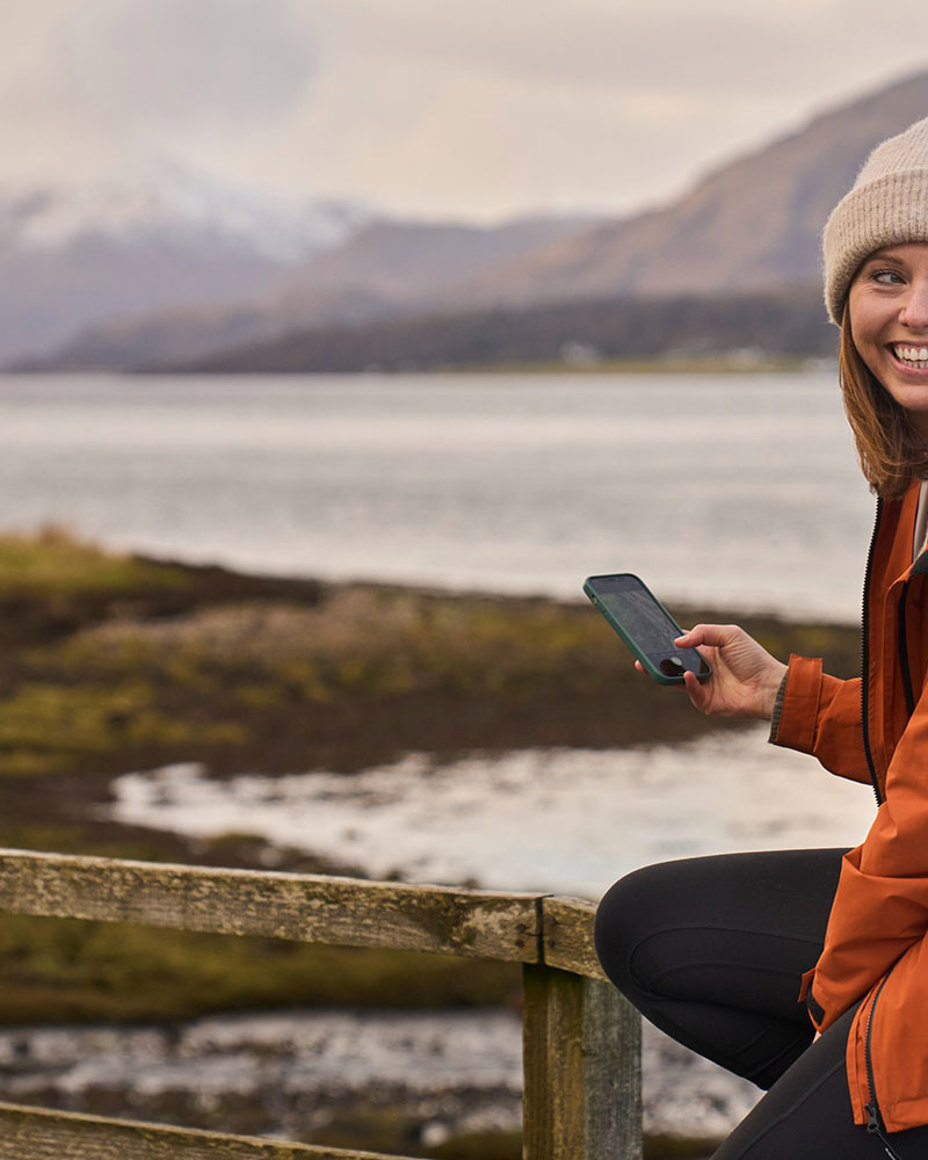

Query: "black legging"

xmin=594 ymin=849 xmax=928 ymax=1158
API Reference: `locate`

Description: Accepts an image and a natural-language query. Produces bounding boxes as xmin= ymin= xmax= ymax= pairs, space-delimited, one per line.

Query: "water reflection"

xmin=108 ymin=727 xmax=874 ymax=898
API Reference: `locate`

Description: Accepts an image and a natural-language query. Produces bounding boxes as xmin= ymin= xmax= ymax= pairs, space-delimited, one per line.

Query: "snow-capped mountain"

xmin=1 ymin=164 xmax=367 ymax=259
xmin=0 ymin=166 xmax=371 ymax=361
xmin=19 ymin=67 xmax=928 ymax=373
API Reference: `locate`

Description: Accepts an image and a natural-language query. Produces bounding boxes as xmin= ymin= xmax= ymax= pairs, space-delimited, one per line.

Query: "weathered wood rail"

xmin=0 ymin=848 xmax=641 ymax=1160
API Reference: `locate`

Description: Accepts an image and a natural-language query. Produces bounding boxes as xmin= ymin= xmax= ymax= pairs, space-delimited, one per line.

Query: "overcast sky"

xmin=4 ymin=0 xmax=928 ymax=221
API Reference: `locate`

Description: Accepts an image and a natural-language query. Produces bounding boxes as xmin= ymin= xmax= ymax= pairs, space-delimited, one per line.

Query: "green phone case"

xmin=583 ymin=573 xmax=711 ymax=685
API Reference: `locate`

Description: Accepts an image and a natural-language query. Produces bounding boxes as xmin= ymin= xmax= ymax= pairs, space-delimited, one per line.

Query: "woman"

xmin=595 ymin=117 xmax=928 ymax=1158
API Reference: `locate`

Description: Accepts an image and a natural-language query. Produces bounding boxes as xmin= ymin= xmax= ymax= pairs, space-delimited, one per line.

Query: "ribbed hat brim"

xmin=823 ymin=116 xmax=928 ymax=323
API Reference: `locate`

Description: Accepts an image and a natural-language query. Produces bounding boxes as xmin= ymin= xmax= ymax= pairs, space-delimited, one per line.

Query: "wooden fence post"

xmin=0 ymin=853 xmax=646 ymax=1160
xmin=522 ymin=964 xmax=641 ymax=1160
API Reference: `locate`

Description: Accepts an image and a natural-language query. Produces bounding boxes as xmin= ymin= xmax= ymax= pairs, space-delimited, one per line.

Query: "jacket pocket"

xmin=798 ymin=968 xmax=825 ymax=1029
xmin=863 ymin=966 xmax=905 ymax=1159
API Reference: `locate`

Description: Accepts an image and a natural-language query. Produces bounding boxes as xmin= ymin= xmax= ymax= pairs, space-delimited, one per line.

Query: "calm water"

xmin=0 ymin=370 xmax=873 ymax=620
xmin=0 ymin=1007 xmax=759 ymax=1141
xmin=6 ymin=370 xmax=874 ymax=1136
xmin=109 ymin=727 xmax=873 ymax=899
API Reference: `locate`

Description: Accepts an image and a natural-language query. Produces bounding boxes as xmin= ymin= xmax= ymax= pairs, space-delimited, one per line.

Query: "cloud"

xmin=0 ymin=0 xmax=921 ymax=221
xmin=276 ymin=0 xmax=928 ymax=219
xmin=60 ymin=0 xmax=316 ymax=139
xmin=317 ymin=0 xmax=836 ymax=97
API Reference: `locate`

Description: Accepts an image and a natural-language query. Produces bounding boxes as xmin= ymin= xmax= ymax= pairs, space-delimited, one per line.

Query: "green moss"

xmin=0 ymin=823 xmax=179 ymax=862
xmin=431 ymin=1133 xmax=521 ymax=1160
xmin=0 ymin=914 xmax=520 ymax=1024
xmin=0 ymin=751 xmax=64 ymax=776
xmin=4 ymin=580 xmax=859 ymax=783
xmin=0 ymin=526 xmax=186 ymax=597
xmin=34 ymin=581 xmax=857 ymax=717
xmin=0 ymin=680 xmax=245 ymax=775
xmin=234 ymin=683 xmax=287 ymax=709
xmin=0 ymin=682 xmax=156 ymax=759
xmin=33 ymin=590 xmax=619 ymax=706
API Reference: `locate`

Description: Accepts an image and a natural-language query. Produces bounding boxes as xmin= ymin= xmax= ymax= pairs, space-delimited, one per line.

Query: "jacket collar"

xmin=886 ymin=482 xmax=924 ymax=585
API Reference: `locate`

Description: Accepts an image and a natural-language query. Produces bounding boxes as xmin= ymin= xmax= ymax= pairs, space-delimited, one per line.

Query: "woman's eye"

xmin=871 ymin=269 xmax=905 ymax=285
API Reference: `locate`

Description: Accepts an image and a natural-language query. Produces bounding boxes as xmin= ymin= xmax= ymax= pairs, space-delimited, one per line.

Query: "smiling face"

xmin=848 ymin=243 xmax=928 ymax=440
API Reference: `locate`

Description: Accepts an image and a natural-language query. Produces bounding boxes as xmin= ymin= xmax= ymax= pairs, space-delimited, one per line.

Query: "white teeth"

xmin=894 ymin=344 xmax=928 ymax=365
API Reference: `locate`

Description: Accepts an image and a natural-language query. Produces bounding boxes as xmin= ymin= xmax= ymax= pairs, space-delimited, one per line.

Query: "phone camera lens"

xmin=660 ymin=656 xmax=686 ymax=677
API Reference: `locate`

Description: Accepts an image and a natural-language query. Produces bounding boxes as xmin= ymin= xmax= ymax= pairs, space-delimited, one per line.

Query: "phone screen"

xmin=584 ymin=573 xmax=710 ymax=682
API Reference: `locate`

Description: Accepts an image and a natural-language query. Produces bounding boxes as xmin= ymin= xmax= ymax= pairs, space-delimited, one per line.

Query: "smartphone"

xmin=583 ymin=573 xmax=711 ymax=685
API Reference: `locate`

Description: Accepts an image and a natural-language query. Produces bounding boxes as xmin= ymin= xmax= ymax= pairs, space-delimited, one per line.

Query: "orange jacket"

xmin=774 ymin=479 xmax=928 ymax=1134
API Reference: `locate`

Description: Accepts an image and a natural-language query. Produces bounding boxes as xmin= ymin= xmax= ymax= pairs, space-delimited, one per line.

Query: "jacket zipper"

xmin=898 ymin=579 xmax=916 ymax=718
xmin=856 ymin=496 xmax=923 ymax=1158
xmin=844 ymin=500 xmax=916 ymax=1156
xmin=861 ymin=498 xmax=884 ymax=806
xmin=864 ymin=965 xmax=905 ymax=1159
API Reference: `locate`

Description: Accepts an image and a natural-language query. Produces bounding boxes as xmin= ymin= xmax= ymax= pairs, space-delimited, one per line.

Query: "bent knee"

xmin=594 ymin=860 xmax=689 ymax=996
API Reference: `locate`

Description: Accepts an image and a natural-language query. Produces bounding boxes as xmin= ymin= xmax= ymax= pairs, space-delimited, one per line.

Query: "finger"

xmin=673 ymin=626 xmax=706 ymax=647
xmin=675 ymin=624 xmax=737 ymax=650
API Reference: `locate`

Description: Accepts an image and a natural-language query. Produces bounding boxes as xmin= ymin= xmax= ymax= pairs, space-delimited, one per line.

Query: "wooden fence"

xmin=0 ymin=848 xmax=642 ymax=1160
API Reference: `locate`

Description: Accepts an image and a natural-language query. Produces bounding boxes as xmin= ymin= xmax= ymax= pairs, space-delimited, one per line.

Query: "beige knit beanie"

xmin=823 ymin=116 xmax=928 ymax=324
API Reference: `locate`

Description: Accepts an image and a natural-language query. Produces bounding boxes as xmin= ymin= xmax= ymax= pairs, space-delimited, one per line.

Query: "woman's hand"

xmin=659 ymin=624 xmax=787 ymax=720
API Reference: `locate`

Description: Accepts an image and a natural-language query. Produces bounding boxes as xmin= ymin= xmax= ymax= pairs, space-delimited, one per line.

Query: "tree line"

xmin=160 ymin=285 xmax=837 ymax=374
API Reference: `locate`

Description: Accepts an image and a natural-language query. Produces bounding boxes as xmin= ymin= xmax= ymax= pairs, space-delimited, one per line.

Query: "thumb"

xmin=682 ymin=669 xmax=712 ymax=709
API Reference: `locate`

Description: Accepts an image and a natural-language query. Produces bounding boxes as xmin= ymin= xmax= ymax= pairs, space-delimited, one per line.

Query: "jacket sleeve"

xmin=771 ymin=654 xmax=871 ymax=784
xmin=801 ymin=683 xmax=928 ymax=1030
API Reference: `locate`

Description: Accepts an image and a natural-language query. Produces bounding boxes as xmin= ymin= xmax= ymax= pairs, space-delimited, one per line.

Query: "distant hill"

xmin=15 ymin=216 xmax=596 ymax=371
xmin=151 ymin=287 xmax=835 ymax=375
xmin=0 ymin=165 xmax=370 ymax=363
xmin=459 ymin=69 xmax=928 ymax=302
xmin=11 ymin=67 xmax=928 ymax=372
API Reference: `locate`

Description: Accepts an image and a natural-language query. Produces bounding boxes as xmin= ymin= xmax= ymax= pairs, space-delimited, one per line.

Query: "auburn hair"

xmin=839 ymin=303 xmax=928 ymax=500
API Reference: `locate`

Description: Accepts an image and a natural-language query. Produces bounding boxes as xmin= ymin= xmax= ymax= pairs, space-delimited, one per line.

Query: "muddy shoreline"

xmin=0 ymin=535 xmax=857 ymax=1156
xmin=0 ymin=534 xmax=861 ymax=1018
xmin=0 ymin=1008 xmax=754 ymax=1159
xmin=0 ymin=552 xmax=859 ymax=873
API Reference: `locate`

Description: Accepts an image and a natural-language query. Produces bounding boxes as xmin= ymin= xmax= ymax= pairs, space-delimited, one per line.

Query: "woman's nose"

xmin=901 ymin=279 xmax=928 ymax=331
